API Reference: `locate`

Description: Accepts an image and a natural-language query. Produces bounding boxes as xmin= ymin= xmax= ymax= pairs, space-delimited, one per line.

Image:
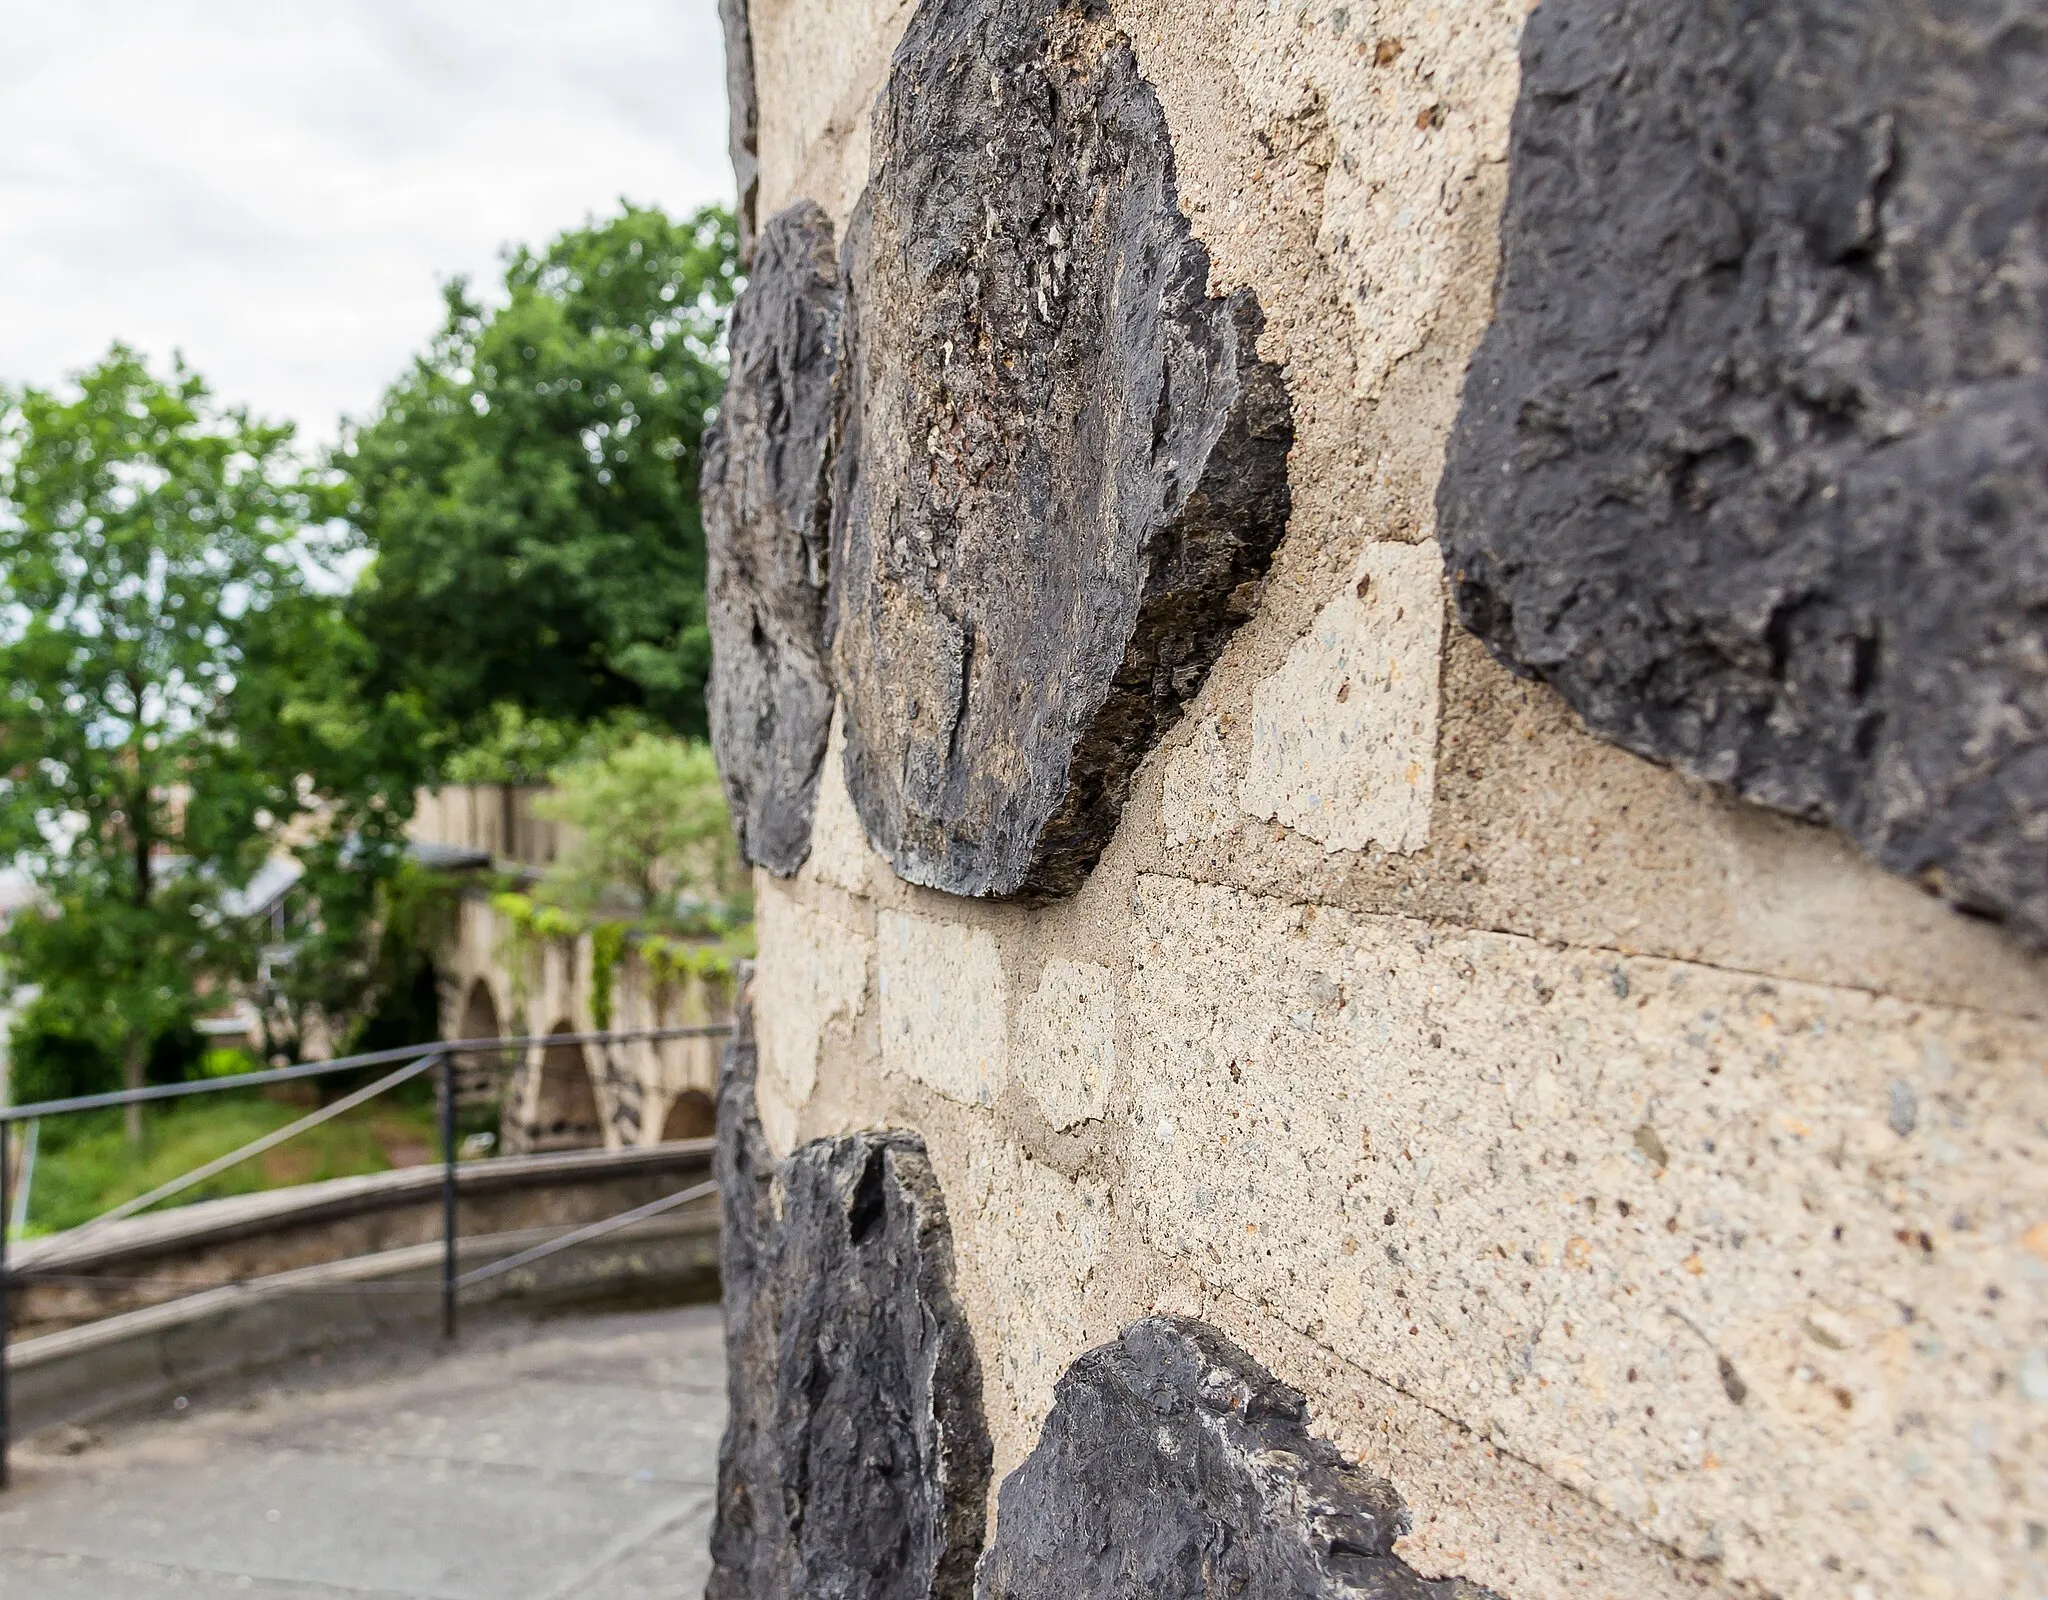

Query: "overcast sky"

xmin=0 ymin=1 xmax=733 ymax=448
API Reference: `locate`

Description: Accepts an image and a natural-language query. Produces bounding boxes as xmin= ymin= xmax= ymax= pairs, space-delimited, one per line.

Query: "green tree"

xmin=342 ymin=202 xmax=739 ymax=749
xmin=0 ymin=348 xmax=419 ymax=1133
xmin=533 ymin=733 xmax=742 ymax=920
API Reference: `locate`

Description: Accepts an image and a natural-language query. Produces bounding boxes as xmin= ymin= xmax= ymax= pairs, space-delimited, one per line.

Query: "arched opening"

xmin=457 ymin=979 xmax=500 ymax=1042
xmin=450 ymin=980 xmax=512 ymax=1135
xmin=659 ymin=1089 xmax=716 ymax=1142
xmin=531 ymin=1023 xmax=603 ymax=1151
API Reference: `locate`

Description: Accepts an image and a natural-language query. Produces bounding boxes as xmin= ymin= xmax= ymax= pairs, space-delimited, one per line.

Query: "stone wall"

xmin=712 ymin=1 xmax=2048 ymax=1596
xmin=437 ymin=892 xmax=730 ymax=1153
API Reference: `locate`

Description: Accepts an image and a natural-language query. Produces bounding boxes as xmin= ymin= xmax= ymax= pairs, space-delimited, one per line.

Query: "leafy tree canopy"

xmin=0 ymin=347 xmax=426 ymax=1110
xmin=341 ymin=202 xmax=739 ymax=749
xmin=533 ymin=733 xmax=742 ymax=923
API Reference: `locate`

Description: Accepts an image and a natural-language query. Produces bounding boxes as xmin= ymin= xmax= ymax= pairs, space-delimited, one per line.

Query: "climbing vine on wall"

xmin=489 ymin=890 xmax=752 ymax=1028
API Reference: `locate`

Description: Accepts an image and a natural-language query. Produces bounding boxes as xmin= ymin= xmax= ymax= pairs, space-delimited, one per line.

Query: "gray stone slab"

xmin=830 ymin=0 xmax=1292 ymax=900
xmin=1436 ymin=0 xmax=2048 ymax=945
xmin=554 ymin=1496 xmax=717 ymax=1600
xmin=0 ymin=1549 xmax=410 ymax=1599
xmin=0 ymin=1307 xmax=724 ymax=1600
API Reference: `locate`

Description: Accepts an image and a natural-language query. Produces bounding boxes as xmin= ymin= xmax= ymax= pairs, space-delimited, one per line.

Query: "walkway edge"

xmin=4 ymin=1210 xmax=720 ymax=1440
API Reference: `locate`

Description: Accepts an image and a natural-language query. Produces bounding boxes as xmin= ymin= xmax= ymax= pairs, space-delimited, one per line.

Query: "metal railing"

xmin=0 ymin=1023 xmax=731 ymax=1490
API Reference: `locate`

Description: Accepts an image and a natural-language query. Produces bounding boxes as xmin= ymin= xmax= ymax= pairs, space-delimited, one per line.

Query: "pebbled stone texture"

xmin=976 ymin=1316 xmax=1494 ymax=1600
xmin=829 ymin=0 xmax=1294 ymax=900
xmin=705 ymin=201 xmax=844 ymax=876
xmin=718 ymin=0 xmax=759 ymax=258
xmin=709 ymin=989 xmax=993 ymax=1600
xmin=1437 ymin=0 xmax=2048 ymax=945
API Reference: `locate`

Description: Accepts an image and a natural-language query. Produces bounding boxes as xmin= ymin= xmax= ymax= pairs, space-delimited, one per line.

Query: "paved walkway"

xmin=0 ymin=1304 xmax=726 ymax=1599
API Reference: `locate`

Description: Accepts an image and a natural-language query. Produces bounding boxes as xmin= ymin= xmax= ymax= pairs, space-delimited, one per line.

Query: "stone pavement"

xmin=0 ymin=1304 xmax=726 ymax=1599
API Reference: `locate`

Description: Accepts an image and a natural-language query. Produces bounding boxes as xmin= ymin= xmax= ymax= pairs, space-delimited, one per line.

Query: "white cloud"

xmin=0 ymin=0 xmax=734 ymax=447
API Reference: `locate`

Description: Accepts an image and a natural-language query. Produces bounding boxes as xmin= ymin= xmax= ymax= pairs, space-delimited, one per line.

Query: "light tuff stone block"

xmin=1160 ymin=718 xmax=1236 ymax=849
xmin=878 ymin=910 xmax=1009 ymax=1108
xmin=1239 ymin=540 xmax=1444 ymax=855
xmin=1124 ymin=873 xmax=2048 ymax=1598
xmin=753 ymin=880 xmax=871 ymax=1154
xmin=1012 ymin=959 xmax=1119 ymax=1131
xmin=804 ymin=709 xmax=876 ymax=896
xmin=961 ymin=1128 xmax=1115 ymax=1432
xmin=1203 ymin=0 xmax=1526 ymax=405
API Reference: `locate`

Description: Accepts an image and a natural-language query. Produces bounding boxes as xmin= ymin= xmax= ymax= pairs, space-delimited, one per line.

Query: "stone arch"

xmin=531 ymin=1022 xmax=603 ymax=1151
xmin=457 ymin=977 xmax=500 ymax=1042
xmin=659 ymin=1088 xmax=717 ymax=1142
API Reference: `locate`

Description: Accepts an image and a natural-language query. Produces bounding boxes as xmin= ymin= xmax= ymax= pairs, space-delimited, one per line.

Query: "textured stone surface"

xmin=1240 ymin=540 xmax=1444 ymax=855
xmin=804 ymin=708 xmax=878 ymax=895
xmin=1438 ymin=0 xmax=2048 ymax=944
xmin=1012 ymin=958 xmax=1117 ymax=1130
xmin=977 ymin=1316 xmax=1490 ymax=1599
xmin=877 ymin=910 xmax=1008 ymax=1107
xmin=1124 ymin=873 xmax=2048 ymax=1595
xmin=752 ymin=887 xmax=868 ymax=1155
xmin=829 ymin=0 xmax=1293 ymax=900
xmin=960 ymin=1130 xmax=1117 ymax=1430
xmin=718 ymin=0 xmax=760 ymax=258
xmin=705 ymin=200 xmax=843 ymax=877
xmin=709 ymin=999 xmax=993 ymax=1600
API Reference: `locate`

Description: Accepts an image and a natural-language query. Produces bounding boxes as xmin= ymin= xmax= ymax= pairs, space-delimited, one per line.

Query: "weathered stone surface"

xmin=705 ymin=201 xmax=843 ymax=876
xmin=717 ymin=0 xmax=759 ymax=258
xmin=829 ymin=0 xmax=1294 ymax=900
xmin=877 ymin=910 xmax=1008 ymax=1108
xmin=753 ymin=883 xmax=869 ymax=1154
xmin=1437 ymin=0 xmax=2048 ymax=944
xmin=710 ymin=995 xmax=993 ymax=1600
xmin=1240 ymin=540 xmax=1445 ymax=856
xmin=976 ymin=1316 xmax=1490 ymax=1599
xmin=1012 ymin=958 xmax=1117 ymax=1130
xmin=1123 ymin=873 xmax=2048 ymax=1592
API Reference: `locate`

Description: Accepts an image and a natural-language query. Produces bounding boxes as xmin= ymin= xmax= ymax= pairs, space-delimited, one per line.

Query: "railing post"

xmin=439 ymin=1052 xmax=458 ymax=1342
xmin=2 ymin=1120 xmax=13 ymax=1491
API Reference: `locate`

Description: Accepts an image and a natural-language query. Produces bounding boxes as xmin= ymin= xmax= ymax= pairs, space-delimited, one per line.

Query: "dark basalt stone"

xmin=708 ymin=994 xmax=992 ymax=1600
xmin=1437 ymin=0 xmax=2048 ymax=944
xmin=977 ymin=1317 xmax=1495 ymax=1599
xmin=705 ymin=202 xmax=844 ymax=876
xmin=830 ymin=0 xmax=1293 ymax=900
xmin=718 ymin=0 xmax=759 ymax=259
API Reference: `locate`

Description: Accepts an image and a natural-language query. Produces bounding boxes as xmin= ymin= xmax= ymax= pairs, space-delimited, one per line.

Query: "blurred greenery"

xmin=19 ymin=1093 xmax=438 ymax=1236
xmin=0 ymin=200 xmax=745 ymax=1205
xmin=341 ymin=203 xmax=738 ymax=748
xmin=534 ymin=732 xmax=742 ymax=919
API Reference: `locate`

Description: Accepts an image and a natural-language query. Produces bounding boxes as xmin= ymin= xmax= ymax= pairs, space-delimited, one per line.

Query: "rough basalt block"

xmin=830 ymin=0 xmax=1293 ymax=900
xmin=705 ymin=202 xmax=844 ymax=876
xmin=977 ymin=1317 xmax=1494 ymax=1599
xmin=708 ymin=995 xmax=992 ymax=1600
xmin=1437 ymin=0 xmax=2048 ymax=944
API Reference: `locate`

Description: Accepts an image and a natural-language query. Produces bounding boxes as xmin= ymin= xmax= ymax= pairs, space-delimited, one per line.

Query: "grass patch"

xmin=18 ymin=1091 xmax=440 ymax=1236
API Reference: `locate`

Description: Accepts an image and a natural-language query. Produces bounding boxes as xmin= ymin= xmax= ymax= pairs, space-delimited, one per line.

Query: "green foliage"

xmin=0 ymin=349 xmax=322 ymax=1083
xmin=0 ymin=347 xmax=431 ymax=1089
xmin=342 ymin=203 xmax=739 ymax=749
xmin=22 ymin=1093 xmax=436 ymax=1234
xmin=534 ymin=732 xmax=742 ymax=918
xmin=8 ymin=989 xmax=213 ymax=1110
